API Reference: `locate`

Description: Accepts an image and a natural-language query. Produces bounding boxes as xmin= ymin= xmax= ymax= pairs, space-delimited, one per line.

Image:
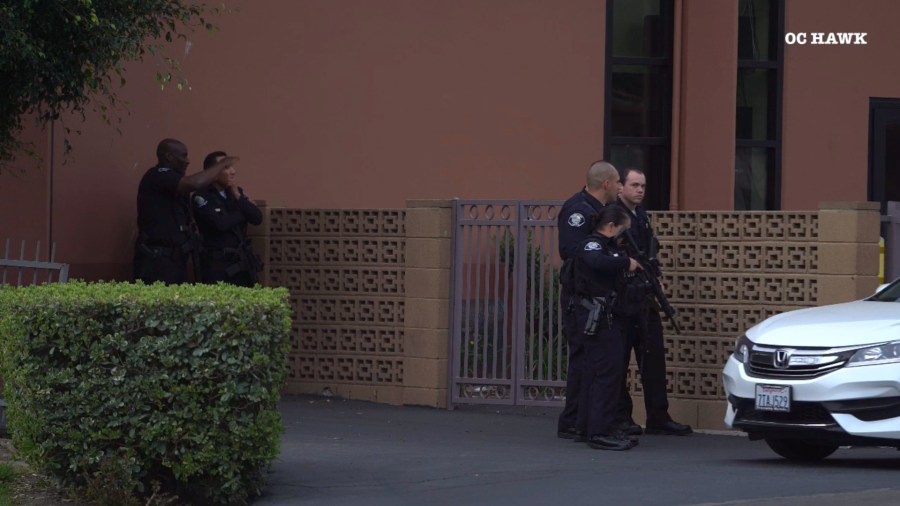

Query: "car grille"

xmin=746 ymin=347 xmax=856 ymax=379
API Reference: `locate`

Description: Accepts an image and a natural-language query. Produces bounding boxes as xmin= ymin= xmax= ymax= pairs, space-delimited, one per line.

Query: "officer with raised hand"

xmin=192 ymin=151 xmax=263 ymax=287
xmin=556 ymin=160 xmax=622 ymax=440
xmin=134 ymin=139 xmax=239 ymax=284
xmin=571 ymin=205 xmax=641 ymax=451
xmin=613 ymin=167 xmax=692 ymax=436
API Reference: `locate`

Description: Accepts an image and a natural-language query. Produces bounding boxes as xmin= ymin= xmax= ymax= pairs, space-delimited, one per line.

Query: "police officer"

xmin=571 ymin=205 xmax=641 ymax=450
xmin=557 ymin=161 xmax=622 ymax=440
xmin=134 ymin=139 xmax=239 ymax=284
xmin=192 ymin=151 xmax=263 ymax=287
xmin=613 ymin=168 xmax=692 ymax=436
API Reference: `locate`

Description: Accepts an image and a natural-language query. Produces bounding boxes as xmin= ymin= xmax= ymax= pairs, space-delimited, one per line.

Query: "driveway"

xmin=256 ymin=396 xmax=900 ymax=506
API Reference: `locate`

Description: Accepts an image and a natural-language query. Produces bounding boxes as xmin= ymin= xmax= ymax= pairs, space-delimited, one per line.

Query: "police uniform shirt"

xmin=558 ymin=189 xmax=606 ymax=261
xmin=574 ymin=234 xmax=629 ymax=297
xmin=192 ymin=186 xmax=263 ymax=251
xmin=615 ymin=197 xmax=653 ymax=255
xmin=136 ymin=166 xmax=190 ymax=247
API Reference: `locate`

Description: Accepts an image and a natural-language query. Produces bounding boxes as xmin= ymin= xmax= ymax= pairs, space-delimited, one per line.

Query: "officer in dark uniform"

xmin=134 ymin=139 xmax=239 ymax=284
xmin=613 ymin=168 xmax=692 ymax=436
xmin=192 ymin=151 xmax=263 ymax=287
xmin=571 ymin=205 xmax=641 ymax=450
xmin=556 ymin=160 xmax=622 ymax=440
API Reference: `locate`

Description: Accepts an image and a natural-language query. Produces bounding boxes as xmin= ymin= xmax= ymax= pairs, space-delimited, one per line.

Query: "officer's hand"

xmin=229 ymin=184 xmax=241 ymax=200
xmin=628 ymin=258 xmax=642 ymax=272
xmin=217 ymin=156 xmax=240 ymax=168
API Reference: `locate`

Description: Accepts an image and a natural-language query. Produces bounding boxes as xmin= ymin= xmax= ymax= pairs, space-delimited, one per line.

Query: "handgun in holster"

xmin=581 ymin=295 xmax=613 ymax=336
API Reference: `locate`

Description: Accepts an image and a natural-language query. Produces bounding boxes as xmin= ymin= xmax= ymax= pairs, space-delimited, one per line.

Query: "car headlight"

xmin=733 ymin=334 xmax=753 ymax=364
xmin=847 ymin=341 xmax=900 ymax=367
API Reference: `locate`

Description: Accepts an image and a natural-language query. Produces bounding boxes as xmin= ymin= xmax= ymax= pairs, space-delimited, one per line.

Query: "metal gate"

xmin=1 ymin=239 xmax=69 ymax=287
xmin=450 ymin=200 xmax=566 ymax=406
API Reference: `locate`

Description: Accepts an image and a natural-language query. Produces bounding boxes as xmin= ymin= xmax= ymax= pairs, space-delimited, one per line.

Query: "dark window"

xmin=605 ymin=0 xmax=673 ymax=210
xmin=735 ymin=0 xmax=783 ymax=210
xmin=868 ymin=99 xmax=900 ymax=215
xmin=610 ymin=65 xmax=668 ymax=138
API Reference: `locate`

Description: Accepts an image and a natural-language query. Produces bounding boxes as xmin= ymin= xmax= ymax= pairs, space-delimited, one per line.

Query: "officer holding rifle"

xmin=613 ymin=168 xmax=692 ymax=436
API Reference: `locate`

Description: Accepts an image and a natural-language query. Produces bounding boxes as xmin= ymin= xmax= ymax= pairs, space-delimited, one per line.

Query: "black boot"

xmin=586 ymin=434 xmax=637 ymax=451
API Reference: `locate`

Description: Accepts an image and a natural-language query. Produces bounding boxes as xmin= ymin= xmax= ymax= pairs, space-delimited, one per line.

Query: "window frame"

xmin=603 ymin=0 xmax=674 ymax=210
xmin=735 ymin=0 xmax=784 ymax=210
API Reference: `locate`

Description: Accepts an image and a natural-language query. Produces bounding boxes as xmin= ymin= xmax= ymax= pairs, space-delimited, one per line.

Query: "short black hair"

xmin=203 ymin=150 xmax=228 ymax=170
xmin=156 ymin=138 xmax=186 ymax=164
xmin=620 ymin=167 xmax=645 ymax=183
xmin=592 ymin=205 xmax=631 ymax=231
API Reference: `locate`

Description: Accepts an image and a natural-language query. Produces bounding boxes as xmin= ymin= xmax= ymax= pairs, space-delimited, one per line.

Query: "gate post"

xmin=816 ymin=201 xmax=881 ymax=304
xmin=403 ymin=200 xmax=453 ymax=408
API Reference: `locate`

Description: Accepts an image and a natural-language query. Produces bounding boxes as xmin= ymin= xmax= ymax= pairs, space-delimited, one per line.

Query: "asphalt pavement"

xmin=255 ymin=395 xmax=900 ymax=506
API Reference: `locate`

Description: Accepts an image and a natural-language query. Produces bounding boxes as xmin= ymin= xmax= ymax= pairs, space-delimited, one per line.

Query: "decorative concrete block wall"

xmin=254 ymin=206 xmax=407 ymax=404
xmin=254 ymin=200 xmax=880 ymax=423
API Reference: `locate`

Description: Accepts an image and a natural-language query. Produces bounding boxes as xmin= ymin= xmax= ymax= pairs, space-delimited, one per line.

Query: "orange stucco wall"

xmin=43 ymin=0 xmax=609 ymax=280
xmin=0 ymin=123 xmax=50 ymax=251
xmin=8 ymin=0 xmax=900 ymax=280
xmin=782 ymin=0 xmax=900 ymax=209
xmin=676 ymin=0 xmax=738 ymax=210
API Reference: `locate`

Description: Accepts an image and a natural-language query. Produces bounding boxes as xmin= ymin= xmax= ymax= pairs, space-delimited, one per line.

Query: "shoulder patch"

xmin=567 ymin=213 xmax=585 ymax=227
xmin=193 ymin=195 xmax=208 ymax=208
xmin=584 ymin=241 xmax=602 ymax=251
xmin=157 ymin=167 xmax=172 ymax=173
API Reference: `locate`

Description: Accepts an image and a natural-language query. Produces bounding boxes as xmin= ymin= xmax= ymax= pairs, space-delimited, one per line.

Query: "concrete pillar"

xmin=247 ymin=200 xmax=282 ymax=286
xmin=816 ymin=201 xmax=881 ymax=305
xmin=402 ymin=200 xmax=453 ymax=408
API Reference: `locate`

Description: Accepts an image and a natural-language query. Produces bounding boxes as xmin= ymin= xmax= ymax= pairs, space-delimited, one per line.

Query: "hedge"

xmin=0 ymin=281 xmax=291 ymax=505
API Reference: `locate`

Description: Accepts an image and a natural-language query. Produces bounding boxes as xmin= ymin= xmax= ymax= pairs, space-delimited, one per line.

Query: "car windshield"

xmin=869 ymin=279 xmax=900 ymax=302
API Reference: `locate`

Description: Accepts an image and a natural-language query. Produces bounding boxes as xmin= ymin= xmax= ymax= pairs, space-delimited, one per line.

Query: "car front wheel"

xmin=764 ymin=438 xmax=839 ymax=461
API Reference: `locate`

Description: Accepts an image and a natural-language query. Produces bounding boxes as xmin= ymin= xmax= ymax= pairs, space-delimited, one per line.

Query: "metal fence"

xmin=0 ymin=239 xmax=69 ymax=287
xmin=450 ymin=200 xmax=565 ymax=406
xmin=885 ymin=201 xmax=900 ymax=282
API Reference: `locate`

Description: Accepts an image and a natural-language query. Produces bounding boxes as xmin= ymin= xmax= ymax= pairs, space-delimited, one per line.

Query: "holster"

xmin=220 ymin=243 xmax=262 ymax=284
xmin=579 ymin=295 xmax=614 ymax=336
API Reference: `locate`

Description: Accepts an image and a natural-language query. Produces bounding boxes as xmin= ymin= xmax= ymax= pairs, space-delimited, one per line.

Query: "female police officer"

xmin=571 ymin=205 xmax=641 ymax=451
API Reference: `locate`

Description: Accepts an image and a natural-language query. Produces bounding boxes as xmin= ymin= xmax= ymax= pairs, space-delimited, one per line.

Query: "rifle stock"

xmin=622 ymin=230 xmax=682 ymax=335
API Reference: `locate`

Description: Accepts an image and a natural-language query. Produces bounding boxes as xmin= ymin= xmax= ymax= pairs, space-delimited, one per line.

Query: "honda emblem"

xmin=774 ymin=349 xmax=793 ymax=369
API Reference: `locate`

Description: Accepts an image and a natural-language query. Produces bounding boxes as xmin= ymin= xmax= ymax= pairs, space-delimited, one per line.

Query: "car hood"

xmin=746 ymin=301 xmax=900 ymax=348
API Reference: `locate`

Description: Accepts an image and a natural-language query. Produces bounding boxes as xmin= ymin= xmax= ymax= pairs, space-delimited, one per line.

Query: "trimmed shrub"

xmin=0 ymin=281 xmax=291 ymax=505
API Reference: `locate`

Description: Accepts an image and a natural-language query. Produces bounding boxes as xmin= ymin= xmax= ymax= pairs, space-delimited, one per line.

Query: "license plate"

xmin=755 ymin=384 xmax=791 ymax=412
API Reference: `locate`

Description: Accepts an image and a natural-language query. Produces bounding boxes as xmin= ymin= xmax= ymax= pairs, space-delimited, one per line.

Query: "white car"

xmin=723 ymin=279 xmax=900 ymax=460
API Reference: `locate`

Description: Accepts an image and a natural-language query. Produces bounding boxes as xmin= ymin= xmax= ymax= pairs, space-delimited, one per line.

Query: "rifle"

xmin=239 ymin=238 xmax=262 ymax=285
xmin=226 ymin=229 xmax=262 ymax=286
xmin=621 ymin=230 xmax=682 ymax=335
xmin=187 ymin=225 xmax=203 ymax=283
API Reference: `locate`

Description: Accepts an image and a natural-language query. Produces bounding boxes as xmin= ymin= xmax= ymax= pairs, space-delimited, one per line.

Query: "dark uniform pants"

xmin=557 ymin=289 xmax=583 ymax=433
xmin=133 ymin=249 xmax=188 ymax=285
xmin=618 ymin=308 xmax=670 ymax=426
xmin=200 ymin=251 xmax=255 ymax=287
xmin=573 ymin=306 xmax=626 ymax=437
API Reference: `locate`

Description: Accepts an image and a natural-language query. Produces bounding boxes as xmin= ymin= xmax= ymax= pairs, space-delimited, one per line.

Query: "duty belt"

xmin=574 ymin=294 xmax=614 ymax=309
